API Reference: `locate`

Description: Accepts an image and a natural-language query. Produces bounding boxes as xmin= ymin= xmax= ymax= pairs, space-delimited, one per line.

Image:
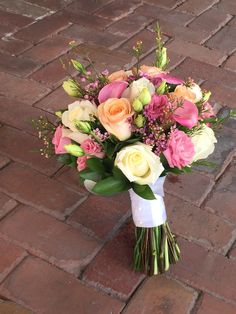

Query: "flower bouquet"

xmin=33 ymin=26 xmax=224 ymax=276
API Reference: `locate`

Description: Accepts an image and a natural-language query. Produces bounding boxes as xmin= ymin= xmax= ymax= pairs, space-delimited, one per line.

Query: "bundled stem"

xmin=134 ymin=222 xmax=180 ymax=275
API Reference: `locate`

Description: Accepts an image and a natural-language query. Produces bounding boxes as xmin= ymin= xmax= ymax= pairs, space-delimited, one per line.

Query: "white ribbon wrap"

xmin=129 ymin=176 xmax=167 ymax=228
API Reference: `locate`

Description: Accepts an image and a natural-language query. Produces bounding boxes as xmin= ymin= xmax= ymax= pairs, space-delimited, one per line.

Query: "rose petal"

xmin=173 ymin=100 xmax=199 ymax=129
xmin=158 ymin=73 xmax=184 ymax=85
xmin=98 ymin=81 xmax=128 ymax=103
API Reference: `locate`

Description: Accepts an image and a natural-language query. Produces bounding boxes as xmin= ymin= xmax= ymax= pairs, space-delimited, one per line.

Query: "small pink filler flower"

xmin=80 ymin=139 xmax=104 ymax=158
xmin=163 ymin=129 xmax=195 ymax=169
xmin=52 ymin=125 xmax=71 ymax=154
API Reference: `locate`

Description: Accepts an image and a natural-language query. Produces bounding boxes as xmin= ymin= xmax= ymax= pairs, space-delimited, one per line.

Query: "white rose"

xmin=122 ymin=77 xmax=155 ymax=102
xmin=188 ymin=83 xmax=202 ymax=103
xmin=115 ymin=142 xmax=164 ymax=185
xmin=62 ymin=100 xmax=97 ymax=132
xmin=191 ymin=125 xmax=217 ymax=162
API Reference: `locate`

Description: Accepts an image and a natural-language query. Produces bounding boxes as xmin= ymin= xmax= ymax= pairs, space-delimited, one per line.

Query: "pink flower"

xmin=52 ymin=125 xmax=71 ymax=154
xmin=201 ymin=102 xmax=215 ymax=119
xmin=98 ymin=81 xmax=128 ymax=103
xmin=80 ymin=139 xmax=105 ymax=158
xmin=77 ymin=156 xmax=88 ymax=171
xmin=173 ymin=100 xmax=198 ymax=129
xmin=144 ymin=95 xmax=170 ymax=121
xmin=164 ymin=129 xmax=195 ymax=169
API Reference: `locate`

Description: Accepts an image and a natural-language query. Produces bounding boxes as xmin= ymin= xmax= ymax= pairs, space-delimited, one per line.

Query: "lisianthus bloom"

xmin=201 ymin=102 xmax=215 ymax=120
xmin=140 ymin=65 xmax=164 ymax=76
xmin=80 ymin=139 xmax=104 ymax=158
xmin=108 ymin=70 xmax=128 ymax=82
xmin=98 ymin=81 xmax=128 ymax=103
xmin=123 ymin=77 xmax=155 ymax=102
xmin=164 ymin=129 xmax=195 ymax=169
xmin=97 ymin=97 xmax=134 ymax=141
xmin=52 ymin=125 xmax=71 ymax=154
xmin=173 ymin=100 xmax=199 ymax=129
xmin=144 ymin=95 xmax=170 ymax=121
xmin=77 ymin=156 xmax=88 ymax=171
xmin=191 ymin=125 xmax=217 ymax=162
xmin=115 ymin=142 xmax=164 ymax=185
xmin=62 ymin=100 xmax=97 ymax=132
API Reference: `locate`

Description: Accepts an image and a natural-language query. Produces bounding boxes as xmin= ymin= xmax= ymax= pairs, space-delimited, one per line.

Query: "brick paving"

xmin=0 ymin=0 xmax=235 ymax=313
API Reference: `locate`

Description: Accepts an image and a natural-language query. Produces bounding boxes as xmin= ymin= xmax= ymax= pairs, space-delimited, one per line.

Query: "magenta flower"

xmin=52 ymin=125 xmax=71 ymax=154
xmin=173 ymin=100 xmax=198 ymax=129
xmin=164 ymin=129 xmax=195 ymax=169
xmin=144 ymin=95 xmax=169 ymax=121
xmin=98 ymin=81 xmax=128 ymax=103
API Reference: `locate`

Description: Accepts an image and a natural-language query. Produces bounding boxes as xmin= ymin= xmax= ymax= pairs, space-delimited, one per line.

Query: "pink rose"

xmin=77 ymin=156 xmax=88 ymax=172
xmin=173 ymin=100 xmax=198 ymax=129
xmin=80 ymin=139 xmax=105 ymax=158
xmin=164 ymin=129 xmax=195 ymax=169
xmin=98 ymin=81 xmax=128 ymax=103
xmin=201 ymin=102 xmax=215 ymax=120
xmin=52 ymin=125 xmax=71 ymax=154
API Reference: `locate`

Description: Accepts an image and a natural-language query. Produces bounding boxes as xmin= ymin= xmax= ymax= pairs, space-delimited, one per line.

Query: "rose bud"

xmin=62 ymin=79 xmax=80 ymax=97
xmin=132 ymin=98 xmax=143 ymax=112
xmin=134 ymin=114 xmax=145 ymax=128
xmin=64 ymin=144 xmax=84 ymax=157
xmin=75 ymin=120 xmax=92 ymax=134
xmin=138 ymin=87 xmax=151 ymax=105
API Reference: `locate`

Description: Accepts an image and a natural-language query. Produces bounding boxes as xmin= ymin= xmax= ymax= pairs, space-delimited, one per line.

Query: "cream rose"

xmin=140 ymin=65 xmax=164 ymax=76
xmin=191 ymin=125 xmax=217 ymax=162
xmin=62 ymin=100 xmax=97 ymax=132
xmin=171 ymin=83 xmax=202 ymax=103
xmin=97 ymin=98 xmax=134 ymax=141
xmin=115 ymin=143 xmax=164 ymax=185
xmin=122 ymin=77 xmax=155 ymax=102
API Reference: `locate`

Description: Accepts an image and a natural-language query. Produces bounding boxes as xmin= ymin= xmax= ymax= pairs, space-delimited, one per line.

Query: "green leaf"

xmin=132 ymin=183 xmax=156 ymax=200
xmin=92 ymin=176 xmax=130 ymax=196
xmin=86 ymin=158 xmax=105 ymax=174
xmin=57 ymin=154 xmax=77 ymax=168
xmin=79 ymin=169 xmax=101 ymax=181
xmin=112 ymin=166 xmax=127 ymax=180
xmin=192 ymin=159 xmax=216 ymax=168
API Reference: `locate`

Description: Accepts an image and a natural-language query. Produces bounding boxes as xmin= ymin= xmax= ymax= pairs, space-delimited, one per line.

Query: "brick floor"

xmin=0 ymin=0 xmax=235 ymax=313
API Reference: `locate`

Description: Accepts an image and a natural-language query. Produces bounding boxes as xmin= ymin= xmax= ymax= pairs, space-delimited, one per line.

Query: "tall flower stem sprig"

xmin=132 ymin=40 xmax=143 ymax=78
xmin=155 ymin=23 xmax=169 ymax=70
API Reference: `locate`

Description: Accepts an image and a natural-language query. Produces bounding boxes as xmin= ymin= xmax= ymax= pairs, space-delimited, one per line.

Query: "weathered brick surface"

xmin=206 ymin=26 xmax=236 ymax=54
xmin=0 ymin=205 xmax=100 ymax=274
xmin=0 ymin=38 xmax=32 ymax=56
xmin=0 ymin=154 xmax=10 ymax=170
xmin=224 ymin=53 xmax=236 ymax=72
xmin=177 ymin=0 xmax=218 ymax=15
xmin=0 ymin=257 xmax=125 ymax=314
xmin=124 ymin=276 xmax=198 ymax=314
xmin=197 ymin=294 xmax=236 ymax=314
xmin=0 ymin=192 xmax=17 ymax=219
xmin=0 ymin=300 xmax=32 ymax=314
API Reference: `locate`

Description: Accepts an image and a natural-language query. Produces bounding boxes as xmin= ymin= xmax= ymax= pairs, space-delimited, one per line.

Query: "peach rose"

xmin=97 ymin=98 xmax=134 ymax=141
xmin=140 ymin=65 xmax=164 ymax=76
xmin=108 ymin=70 xmax=128 ymax=82
xmin=170 ymin=85 xmax=196 ymax=103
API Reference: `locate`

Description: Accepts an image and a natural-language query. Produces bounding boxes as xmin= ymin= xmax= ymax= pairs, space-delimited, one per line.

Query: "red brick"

xmin=0 ymin=256 xmax=124 ymax=313
xmin=188 ymin=7 xmax=231 ymax=33
xmin=0 ymin=154 xmax=10 ymax=170
xmin=144 ymin=0 xmax=182 ymax=9
xmin=34 ymin=86 xmax=73 ymax=113
xmin=148 ymin=20 xmax=209 ymax=44
xmin=197 ymin=294 xmax=236 ymax=314
xmin=0 ymin=52 xmax=39 ymax=77
xmin=165 ymin=172 xmax=214 ymax=206
xmin=228 ymin=16 xmax=236 ymax=27
xmin=165 ymin=194 xmax=234 ymax=253
xmin=0 ymin=72 xmax=50 ymax=105
xmin=0 ymin=205 xmax=100 ymax=274
xmin=0 ymin=163 xmax=85 ymax=220
xmin=0 ymin=24 xmax=14 ymax=37
xmin=0 ymin=95 xmax=55 ymax=134
xmin=171 ymin=57 xmax=236 ymax=90
xmin=167 ymin=39 xmax=226 ymax=66
xmin=229 ymin=243 xmax=236 ymax=260
xmin=0 ymin=192 xmax=17 ymax=219
xmin=14 ymin=13 xmax=71 ymax=43
xmin=216 ymin=0 xmax=236 ymax=15
xmin=60 ymin=24 xmax=124 ymax=49
xmin=23 ymin=36 xmax=72 ymax=64
xmin=95 ymin=0 xmax=142 ymax=21
xmin=201 ymin=81 xmax=236 ymax=108
xmin=0 ymin=38 xmax=32 ymax=56
xmin=177 ymin=0 xmax=218 ymax=15
xmin=224 ymin=53 xmax=236 ymax=72
xmin=125 ymin=276 xmax=197 ymax=314
xmin=0 ymin=9 xmax=33 ymax=28
xmin=26 ymin=0 xmax=73 ymax=10
xmin=0 ymin=238 xmax=26 ymax=283
xmin=65 ymin=0 xmax=111 ymax=14
xmin=84 ymin=221 xmax=144 ymax=299
xmin=68 ymin=193 xmax=131 ymax=239
xmin=169 ymin=238 xmax=236 ymax=303
xmin=0 ymin=126 xmax=61 ymax=176
xmin=206 ymin=26 xmax=236 ymax=54
xmin=0 ymin=300 xmax=32 ymax=314
xmin=205 ymin=160 xmax=236 ymax=223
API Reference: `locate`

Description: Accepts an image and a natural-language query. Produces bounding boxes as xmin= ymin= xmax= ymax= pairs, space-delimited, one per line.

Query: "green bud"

xmin=62 ymin=79 xmax=80 ymax=97
xmin=64 ymin=144 xmax=84 ymax=157
xmin=202 ymin=91 xmax=211 ymax=103
xmin=71 ymin=59 xmax=86 ymax=74
xmin=75 ymin=120 xmax=92 ymax=134
xmin=134 ymin=114 xmax=145 ymax=128
xmin=55 ymin=111 xmax=62 ymax=118
xmin=138 ymin=87 xmax=151 ymax=105
xmin=159 ymin=47 xmax=168 ymax=69
xmin=156 ymin=80 xmax=166 ymax=95
xmin=132 ymin=98 xmax=143 ymax=112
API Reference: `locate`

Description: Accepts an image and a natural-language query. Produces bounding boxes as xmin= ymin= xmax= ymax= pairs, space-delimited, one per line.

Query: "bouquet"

xmin=33 ymin=25 xmax=225 ymax=276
